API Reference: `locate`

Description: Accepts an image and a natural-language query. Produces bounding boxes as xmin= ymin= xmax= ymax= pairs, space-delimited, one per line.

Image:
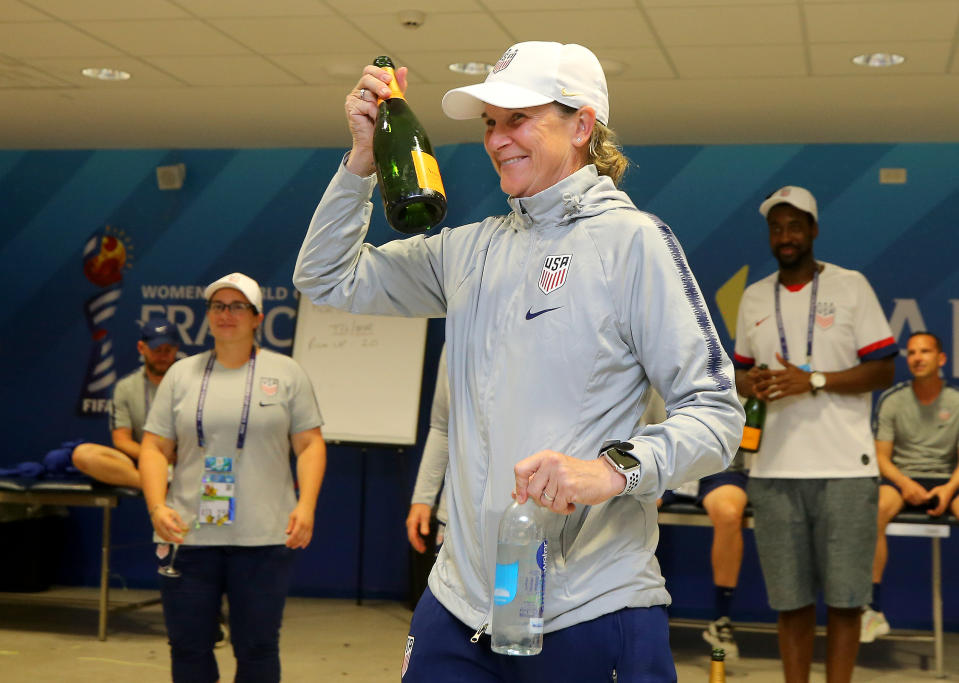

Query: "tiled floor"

xmin=0 ymin=588 xmax=955 ymax=681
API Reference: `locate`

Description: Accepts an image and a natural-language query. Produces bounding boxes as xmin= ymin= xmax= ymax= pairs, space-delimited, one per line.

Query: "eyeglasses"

xmin=207 ymin=301 xmax=255 ymax=314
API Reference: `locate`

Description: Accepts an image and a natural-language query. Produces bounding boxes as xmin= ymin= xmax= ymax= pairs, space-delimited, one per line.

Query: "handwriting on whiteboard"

xmin=307 ymin=321 xmax=380 ymax=350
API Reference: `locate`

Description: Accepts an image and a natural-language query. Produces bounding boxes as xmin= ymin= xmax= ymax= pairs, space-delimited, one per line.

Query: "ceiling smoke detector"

xmin=398 ymin=10 xmax=425 ymax=29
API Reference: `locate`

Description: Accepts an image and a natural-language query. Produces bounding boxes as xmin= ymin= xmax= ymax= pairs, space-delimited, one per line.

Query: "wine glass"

xmin=158 ymin=513 xmax=197 ymax=578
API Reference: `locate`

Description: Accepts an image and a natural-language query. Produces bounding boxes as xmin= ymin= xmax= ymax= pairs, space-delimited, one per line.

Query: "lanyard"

xmin=774 ymin=267 xmax=819 ymax=365
xmin=195 ymin=347 xmax=257 ymax=451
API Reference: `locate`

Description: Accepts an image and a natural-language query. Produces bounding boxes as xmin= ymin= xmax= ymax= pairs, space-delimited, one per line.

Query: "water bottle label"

xmin=536 ymin=540 xmax=547 ymax=571
xmin=493 ymin=561 xmax=519 ymax=605
xmin=529 ymin=618 xmax=544 ymax=634
xmin=411 ymin=150 xmax=446 ymax=197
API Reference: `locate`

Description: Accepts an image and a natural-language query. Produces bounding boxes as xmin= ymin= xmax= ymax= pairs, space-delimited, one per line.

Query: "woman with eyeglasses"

xmin=140 ymin=272 xmax=326 ymax=683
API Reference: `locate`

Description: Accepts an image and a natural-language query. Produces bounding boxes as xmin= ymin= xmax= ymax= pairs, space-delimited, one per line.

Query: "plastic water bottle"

xmin=491 ymin=498 xmax=547 ymax=656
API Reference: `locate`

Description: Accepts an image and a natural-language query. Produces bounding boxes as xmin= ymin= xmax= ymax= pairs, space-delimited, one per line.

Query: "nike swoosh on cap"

xmin=526 ymin=306 xmax=562 ymax=320
xmin=560 ymin=88 xmax=582 ymax=97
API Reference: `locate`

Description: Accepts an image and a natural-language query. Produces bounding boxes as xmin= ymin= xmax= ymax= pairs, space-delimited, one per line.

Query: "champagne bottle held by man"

xmin=371 ymin=55 xmax=447 ymax=234
xmin=740 ymin=364 xmax=768 ymax=453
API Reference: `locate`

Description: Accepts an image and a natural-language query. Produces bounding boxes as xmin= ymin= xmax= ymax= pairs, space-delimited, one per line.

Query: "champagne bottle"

xmin=491 ymin=498 xmax=547 ymax=656
xmin=740 ymin=363 xmax=768 ymax=453
xmin=709 ymin=648 xmax=726 ymax=682
xmin=371 ymin=55 xmax=447 ymax=234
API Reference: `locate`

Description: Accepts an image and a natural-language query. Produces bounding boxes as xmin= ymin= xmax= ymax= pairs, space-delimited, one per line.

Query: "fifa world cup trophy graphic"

xmin=77 ymin=226 xmax=130 ymax=415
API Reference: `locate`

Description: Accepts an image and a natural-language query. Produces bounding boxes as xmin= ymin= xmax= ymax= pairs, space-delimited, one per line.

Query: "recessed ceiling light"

xmin=599 ymin=59 xmax=626 ymax=76
xmin=852 ymin=53 xmax=905 ymax=68
xmin=81 ymin=67 xmax=131 ymax=81
xmin=449 ymin=62 xmax=493 ymax=76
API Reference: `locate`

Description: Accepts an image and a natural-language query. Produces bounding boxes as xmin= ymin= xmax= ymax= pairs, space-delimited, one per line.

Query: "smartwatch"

xmin=809 ymin=371 xmax=826 ymax=395
xmin=599 ymin=440 xmax=642 ymax=496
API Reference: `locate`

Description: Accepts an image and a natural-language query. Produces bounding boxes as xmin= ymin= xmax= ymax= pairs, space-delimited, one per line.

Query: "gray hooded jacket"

xmin=294 ymin=162 xmax=744 ymax=636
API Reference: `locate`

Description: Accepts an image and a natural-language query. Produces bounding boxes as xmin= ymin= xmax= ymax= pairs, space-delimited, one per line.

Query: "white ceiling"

xmin=0 ymin=0 xmax=957 ymax=150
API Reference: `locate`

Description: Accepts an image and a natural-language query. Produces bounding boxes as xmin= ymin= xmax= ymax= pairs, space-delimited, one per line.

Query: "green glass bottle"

xmin=740 ymin=363 xmax=767 ymax=453
xmin=371 ymin=55 xmax=447 ymax=234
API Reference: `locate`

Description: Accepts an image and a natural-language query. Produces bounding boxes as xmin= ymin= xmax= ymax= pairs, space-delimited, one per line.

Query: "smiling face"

xmin=206 ymin=287 xmax=262 ymax=344
xmin=767 ymin=203 xmax=818 ymax=269
xmin=482 ymin=103 xmax=589 ymax=199
xmin=906 ymin=333 xmax=946 ymax=381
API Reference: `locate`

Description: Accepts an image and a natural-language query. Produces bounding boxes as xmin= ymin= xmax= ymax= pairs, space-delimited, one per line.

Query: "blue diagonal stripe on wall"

xmin=132 ymin=149 xmax=315 ymax=282
xmin=0 ymin=150 xmax=168 ymax=323
xmin=0 ymin=150 xmax=237 ymax=330
xmin=196 ymin=149 xmax=341 ymax=288
xmin=636 ymin=145 xmax=804 ymax=252
xmin=867 ymin=184 xmax=959 ymax=302
xmin=0 ymin=151 xmax=27 ymax=194
xmin=818 ymin=144 xmax=959 ymax=269
xmin=620 ymin=145 xmax=704 ymax=211
xmin=0 ymin=150 xmax=94 ymax=253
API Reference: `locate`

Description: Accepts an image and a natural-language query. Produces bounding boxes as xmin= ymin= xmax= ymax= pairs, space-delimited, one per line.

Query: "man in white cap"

xmin=71 ymin=316 xmax=181 ymax=489
xmin=295 ymin=42 xmax=744 ymax=680
xmin=733 ymin=186 xmax=897 ymax=683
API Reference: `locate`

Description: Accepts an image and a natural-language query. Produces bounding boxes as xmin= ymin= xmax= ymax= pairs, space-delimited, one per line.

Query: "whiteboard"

xmin=291 ymin=300 xmax=428 ymax=445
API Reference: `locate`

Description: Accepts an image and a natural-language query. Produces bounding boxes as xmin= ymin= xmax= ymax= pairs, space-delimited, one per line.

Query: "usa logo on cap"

xmin=539 ymin=254 xmax=571 ymax=295
xmin=493 ymin=48 xmax=517 ymax=74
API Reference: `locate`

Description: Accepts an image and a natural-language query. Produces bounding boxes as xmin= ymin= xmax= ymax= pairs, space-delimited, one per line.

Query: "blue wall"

xmin=2 ymin=142 xmax=959 ymax=626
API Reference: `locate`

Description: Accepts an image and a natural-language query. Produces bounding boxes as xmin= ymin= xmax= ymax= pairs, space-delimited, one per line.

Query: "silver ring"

xmin=358 ymin=88 xmax=367 ymax=100
xmin=542 ymin=491 xmax=555 ymax=502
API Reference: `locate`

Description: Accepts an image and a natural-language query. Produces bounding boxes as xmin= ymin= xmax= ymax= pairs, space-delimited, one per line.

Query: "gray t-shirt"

xmin=145 ymin=348 xmax=323 ymax=546
xmin=874 ymin=381 xmax=959 ymax=477
xmin=109 ymin=368 xmax=157 ymax=441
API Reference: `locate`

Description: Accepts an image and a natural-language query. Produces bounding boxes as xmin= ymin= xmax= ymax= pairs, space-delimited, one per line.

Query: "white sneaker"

xmin=702 ymin=616 xmax=739 ymax=660
xmin=860 ymin=608 xmax=890 ymax=643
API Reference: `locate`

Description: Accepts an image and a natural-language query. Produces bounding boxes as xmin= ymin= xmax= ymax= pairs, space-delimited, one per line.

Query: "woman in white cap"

xmin=140 ymin=272 xmax=326 ymax=683
xmin=294 ymin=42 xmax=744 ymax=681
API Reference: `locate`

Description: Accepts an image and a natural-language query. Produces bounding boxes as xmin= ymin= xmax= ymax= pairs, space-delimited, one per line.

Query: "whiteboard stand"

xmin=352 ymin=443 xmax=404 ymax=606
xmin=357 ymin=446 xmax=366 ymax=605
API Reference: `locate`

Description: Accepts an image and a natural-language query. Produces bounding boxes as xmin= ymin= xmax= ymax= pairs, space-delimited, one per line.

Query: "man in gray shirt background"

xmin=71 ymin=316 xmax=180 ymax=489
xmin=865 ymin=331 xmax=959 ymax=642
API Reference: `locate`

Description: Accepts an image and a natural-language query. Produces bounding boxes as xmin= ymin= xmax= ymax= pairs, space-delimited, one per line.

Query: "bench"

xmin=0 ymin=478 xmax=158 ymax=641
xmin=657 ymin=500 xmax=955 ymax=678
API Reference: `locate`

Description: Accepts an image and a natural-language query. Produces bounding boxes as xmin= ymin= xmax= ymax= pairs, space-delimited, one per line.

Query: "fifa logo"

xmin=77 ymin=225 xmax=133 ymax=415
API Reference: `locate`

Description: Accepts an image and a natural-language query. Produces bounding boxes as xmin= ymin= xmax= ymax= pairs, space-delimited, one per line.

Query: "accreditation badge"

xmin=199 ymin=458 xmax=235 ymax=525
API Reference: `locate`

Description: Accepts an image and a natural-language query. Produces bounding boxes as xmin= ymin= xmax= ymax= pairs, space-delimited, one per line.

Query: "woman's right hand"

xmin=344 ymin=63 xmax=408 ymax=177
xmin=151 ymin=504 xmax=190 ymax=544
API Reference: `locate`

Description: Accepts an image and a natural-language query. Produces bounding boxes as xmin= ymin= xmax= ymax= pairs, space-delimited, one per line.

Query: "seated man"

xmin=71 ymin=317 xmax=180 ymax=488
xmin=865 ymin=331 xmax=959 ymax=642
xmin=698 ymin=452 xmax=749 ymax=660
xmin=661 ymin=451 xmax=749 ymax=659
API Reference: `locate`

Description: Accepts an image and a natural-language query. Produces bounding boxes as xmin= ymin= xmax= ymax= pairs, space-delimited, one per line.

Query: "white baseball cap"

xmin=759 ymin=186 xmax=818 ymax=222
xmin=204 ymin=272 xmax=263 ymax=313
xmin=442 ymin=42 xmax=609 ymax=126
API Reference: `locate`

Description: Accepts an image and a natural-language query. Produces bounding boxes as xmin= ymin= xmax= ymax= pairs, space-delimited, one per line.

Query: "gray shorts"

xmin=747 ymin=477 xmax=878 ymax=611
